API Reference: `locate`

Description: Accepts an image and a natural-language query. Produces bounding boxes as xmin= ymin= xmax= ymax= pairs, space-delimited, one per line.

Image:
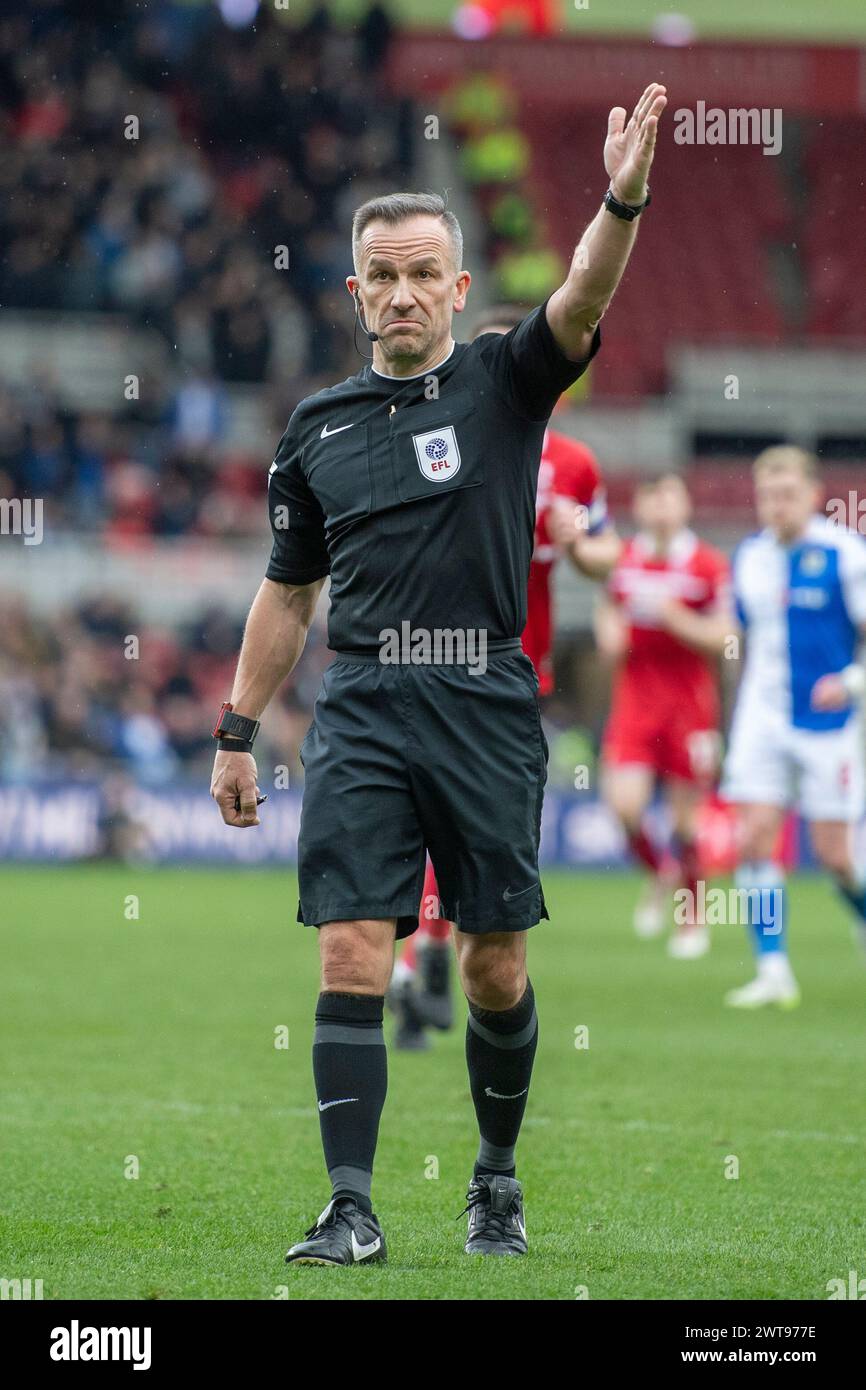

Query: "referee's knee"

xmin=457 ymin=934 xmax=527 ymax=1011
xmin=318 ymin=918 xmax=396 ymax=996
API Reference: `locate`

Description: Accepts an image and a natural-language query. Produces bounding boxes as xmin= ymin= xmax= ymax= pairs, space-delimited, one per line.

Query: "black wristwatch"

xmin=603 ymin=185 xmax=651 ymax=221
xmin=213 ymin=701 xmax=260 ymax=753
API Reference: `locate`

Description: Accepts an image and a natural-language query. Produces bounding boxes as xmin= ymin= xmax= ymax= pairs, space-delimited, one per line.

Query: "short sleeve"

xmin=585 ymin=486 xmax=609 ymax=535
xmin=265 ymin=417 xmax=330 ymax=585
xmin=838 ymin=533 xmax=866 ymax=627
xmin=476 ymin=298 xmax=601 ymax=422
xmin=555 ymin=442 xmax=608 ymax=534
xmin=574 ymin=448 xmax=607 ymax=533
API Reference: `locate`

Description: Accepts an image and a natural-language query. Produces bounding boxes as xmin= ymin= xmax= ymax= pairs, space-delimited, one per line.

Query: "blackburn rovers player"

xmin=722 ymin=447 xmax=866 ymax=1009
xmin=210 ymin=84 xmax=667 ymax=1265
xmin=389 ymin=304 xmax=620 ymax=1051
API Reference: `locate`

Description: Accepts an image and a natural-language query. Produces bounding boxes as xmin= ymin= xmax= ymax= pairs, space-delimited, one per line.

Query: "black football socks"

xmin=466 ymin=980 xmax=538 ymax=1179
xmin=312 ymin=992 xmax=387 ymax=1213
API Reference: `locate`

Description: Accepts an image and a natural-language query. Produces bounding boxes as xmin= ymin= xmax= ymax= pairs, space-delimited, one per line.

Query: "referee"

xmin=211 ymin=83 xmax=667 ymax=1264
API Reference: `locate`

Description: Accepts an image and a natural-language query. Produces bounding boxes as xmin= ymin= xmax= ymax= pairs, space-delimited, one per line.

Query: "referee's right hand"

xmin=211 ymin=749 xmax=262 ymax=827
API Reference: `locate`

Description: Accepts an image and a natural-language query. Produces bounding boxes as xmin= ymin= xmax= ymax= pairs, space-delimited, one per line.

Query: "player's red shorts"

xmin=603 ymin=685 xmax=721 ymax=784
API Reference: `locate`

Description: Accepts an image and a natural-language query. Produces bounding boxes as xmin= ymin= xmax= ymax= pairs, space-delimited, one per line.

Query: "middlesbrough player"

xmin=722 ymin=447 xmax=866 ymax=1009
xmin=596 ymin=473 xmax=732 ymax=958
xmin=389 ymin=304 xmax=620 ymax=1048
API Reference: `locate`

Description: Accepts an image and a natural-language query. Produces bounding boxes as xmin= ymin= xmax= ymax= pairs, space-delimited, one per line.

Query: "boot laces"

xmin=457 ymin=1181 xmax=519 ymax=1239
xmin=304 ymin=1196 xmax=358 ymax=1240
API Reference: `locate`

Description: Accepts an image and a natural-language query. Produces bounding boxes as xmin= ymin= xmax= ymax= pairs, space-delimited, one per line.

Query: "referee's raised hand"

xmin=211 ymin=748 xmax=263 ymax=827
xmin=605 ymin=81 xmax=667 ymax=204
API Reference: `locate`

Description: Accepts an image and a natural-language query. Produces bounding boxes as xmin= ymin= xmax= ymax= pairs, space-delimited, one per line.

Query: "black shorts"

xmin=296 ymin=644 xmax=549 ymax=938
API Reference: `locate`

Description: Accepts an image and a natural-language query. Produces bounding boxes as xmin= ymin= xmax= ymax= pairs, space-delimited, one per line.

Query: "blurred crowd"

xmin=0 ymin=591 xmax=596 ymax=793
xmin=0 ymin=0 xmax=411 ymax=535
xmin=0 ymin=370 xmax=270 ymax=538
xmin=0 ymin=594 xmax=331 ymax=785
xmin=446 ymin=72 xmax=566 ymax=306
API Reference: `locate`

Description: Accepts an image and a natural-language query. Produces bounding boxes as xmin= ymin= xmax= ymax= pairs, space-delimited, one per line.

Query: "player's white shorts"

xmin=722 ymin=705 xmax=865 ymax=822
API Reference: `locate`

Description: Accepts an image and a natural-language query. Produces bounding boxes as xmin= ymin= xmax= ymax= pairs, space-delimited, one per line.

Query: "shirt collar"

xmin=370 ymin=341 xmax=456 ymax=381
xmin=762 ymin=514 xmax=828 ymax=549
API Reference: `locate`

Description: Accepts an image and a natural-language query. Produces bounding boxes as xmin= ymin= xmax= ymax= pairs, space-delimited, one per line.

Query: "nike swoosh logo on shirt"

xmin=320 ymin=422 xmax=355 ymax=438
xmin=351 ymin=1231 xmax=382 ymax=1261
xmin=502 ymin=883 xmax=538 ymax=901
xmin=317 ymin=1097 xmax=359 ymax=1111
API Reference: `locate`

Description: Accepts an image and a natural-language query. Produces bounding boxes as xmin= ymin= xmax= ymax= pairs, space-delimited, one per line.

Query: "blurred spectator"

xmin=169 ymin=373 xmax=229 ymax=457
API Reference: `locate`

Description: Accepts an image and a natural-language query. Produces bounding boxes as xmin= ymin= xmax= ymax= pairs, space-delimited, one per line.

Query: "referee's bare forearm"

xmin=547 ymin=204 xmax=640 ymax=358
xmin=229 ymin=577 xmax=324 ymax=718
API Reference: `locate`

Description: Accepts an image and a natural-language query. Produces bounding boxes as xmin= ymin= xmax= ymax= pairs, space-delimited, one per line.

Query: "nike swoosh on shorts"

xmin=502 ymin=883 xmax=538 ymax=901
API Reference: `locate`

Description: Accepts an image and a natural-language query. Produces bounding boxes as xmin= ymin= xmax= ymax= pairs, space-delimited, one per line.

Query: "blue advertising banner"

xmin=0 ymin=784 xmax=629 ymax=867
xmin=0 ymin=785 xmax=847 ymax=868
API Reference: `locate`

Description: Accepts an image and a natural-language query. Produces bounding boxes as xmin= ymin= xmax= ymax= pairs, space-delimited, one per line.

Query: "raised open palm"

xmin=604 ymin=83 xmax=667 ymax=205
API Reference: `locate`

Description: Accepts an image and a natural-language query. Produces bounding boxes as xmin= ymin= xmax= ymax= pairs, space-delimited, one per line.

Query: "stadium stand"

xmin=801 ymin=117 xmax=866 ymax=338
xmin=0 ymin=592 xmax=329 ymax=783
xmin=0 ymin=2 xmax=410 ymax=536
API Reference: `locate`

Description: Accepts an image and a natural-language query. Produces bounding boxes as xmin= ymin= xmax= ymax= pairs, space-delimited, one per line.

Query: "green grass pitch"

xmin=323 ymin=0 xmax=866 ymax=43
xmin=2 ymin=865 xmax=865 ymax=1300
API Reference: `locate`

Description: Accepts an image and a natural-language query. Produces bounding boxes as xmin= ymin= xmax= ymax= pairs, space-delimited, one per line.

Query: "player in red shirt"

xmin=596 ymin=473 xmax=732 ymax=958
xmin=525 ymin=426 xmax=615 ymax=694
xmin=389 ymin=305 xmax=620 ymax=1047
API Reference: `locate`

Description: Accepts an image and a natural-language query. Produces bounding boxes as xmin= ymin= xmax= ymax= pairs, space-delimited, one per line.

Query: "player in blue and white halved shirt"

xmin=722 ymin=447 xmax=866 ymax=1008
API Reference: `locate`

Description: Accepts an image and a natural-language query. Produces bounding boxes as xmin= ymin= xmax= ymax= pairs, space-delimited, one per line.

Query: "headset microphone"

xmin=354 ymin=290 xmax=379 ymax=342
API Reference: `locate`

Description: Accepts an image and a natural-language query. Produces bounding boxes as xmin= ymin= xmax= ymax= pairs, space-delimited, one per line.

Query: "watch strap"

xmin=218 ymin=736 xmax=255 ymax=754
xmin=603 ymin=186 xmax=651 ymax=221
xmin=213 ymin=701 xmax=260 ymax=745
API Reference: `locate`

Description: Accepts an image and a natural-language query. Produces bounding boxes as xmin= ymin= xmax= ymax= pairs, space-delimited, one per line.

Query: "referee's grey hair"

xmin=351 ymin=193 xmax=463 ymax=273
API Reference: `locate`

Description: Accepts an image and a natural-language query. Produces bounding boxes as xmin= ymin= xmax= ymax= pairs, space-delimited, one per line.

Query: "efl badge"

xmin=412 ymin=425 xmax=461 ymax=482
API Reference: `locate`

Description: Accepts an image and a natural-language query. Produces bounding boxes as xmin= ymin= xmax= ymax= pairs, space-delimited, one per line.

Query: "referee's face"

xmin=348 ymin=215 xmax=470 ymax=373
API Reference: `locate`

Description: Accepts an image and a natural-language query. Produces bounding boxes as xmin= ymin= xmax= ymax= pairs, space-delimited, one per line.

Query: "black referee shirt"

xmin=266 ymin=298 xmax=601 ymax=653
